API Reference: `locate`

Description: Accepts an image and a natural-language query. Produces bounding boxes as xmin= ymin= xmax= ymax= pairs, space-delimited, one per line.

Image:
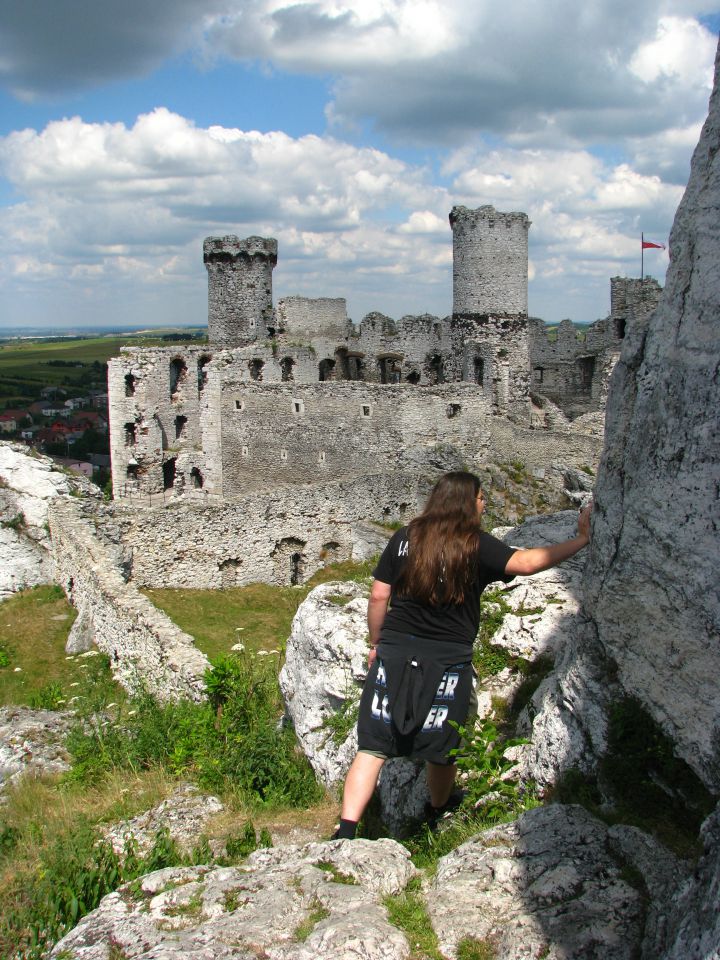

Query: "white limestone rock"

xmin=429 ymin=804 xmax=646 ymax=960
xmin=50 ymin=837 xmax=417 ymax=960
xmin=656 ymin=802 xmax=720 ymax=960
xmin=0 ymin=705 xmax=73 ymax=794
xmin=102 ymin=783 xmax=224 ymax=858
xmin=583 ymin=38 xmax=720 ymax=793
xmin=0 ymin=441 xmax=98 ymax=599
xmin=279 ymin=581 xmax=370 ymax=785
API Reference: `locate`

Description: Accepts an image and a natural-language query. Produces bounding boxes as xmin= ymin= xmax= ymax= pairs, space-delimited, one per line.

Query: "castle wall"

xmin=218 ymin=381 xmax=495 ymax=492
xmin=450 ymin=205 xmax=530 ymax=316
xmin=108 ymin=346 xmax=217 ymax=499
xmin=119 ymin=473 xmax=430 ymax=589
xmin=48 ymin=498 xmax=209 ymax=700
xmin=449 ymin=314 xmax=531 ymax=417
xmin=276 ymin=297 xmax=350 ymax=341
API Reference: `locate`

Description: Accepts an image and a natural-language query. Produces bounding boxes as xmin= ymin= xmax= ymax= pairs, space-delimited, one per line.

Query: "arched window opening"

xmin=174 ymin=415 xmax=187 ymax=440
xmin=163 ymin=457 xmax=177 ymax=490
xmin=319 ymin=358 xmax=336 ymax=382
xmin=474 ymin=357 xmax=484 ymax=385
xmin=281 ymin=357 xmax=295 ymax=382
xmin=197 ymin=355 xmax=211 ymax=392
xmin=190 ymin=467 xmax=204 ymax=489
xmin=615 ymin=318 xmax=627 ymax=340
xmin=406 ymin=369 xmax=420 ymax=385
xmin=125 ymin=374 xmax=137 ymax=397
xmin=169 ymin=358 xmax=187 ymax=397
xmin=249 ymin=359 xmax=264 ymax=381
xmin=124 ymin=422 xmax=137 ymax=446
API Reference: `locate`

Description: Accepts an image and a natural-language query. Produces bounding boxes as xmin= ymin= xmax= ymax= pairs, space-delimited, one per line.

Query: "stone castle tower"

xmin=450 ymin=204 xmax=531 ymax=317
xmin=203 ymin=235 xmax=278 ymax=348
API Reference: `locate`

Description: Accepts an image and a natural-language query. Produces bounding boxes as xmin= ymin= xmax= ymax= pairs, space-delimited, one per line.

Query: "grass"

xmin=383 ymin=876 xmax=445 ymax=959
xmin=293 ymin=898 xmax=330 ymax=942
xmin=143 ymin=557 xmax=375 ymax=661
xmin=0 ymin=586 xmax=84 ymax=706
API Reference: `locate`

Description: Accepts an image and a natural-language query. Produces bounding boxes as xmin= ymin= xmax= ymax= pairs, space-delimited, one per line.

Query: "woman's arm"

xmin=367 ymin=579 xmax=392 ymax=664
xmin=504 ymin=503 xmax=592 ymax=577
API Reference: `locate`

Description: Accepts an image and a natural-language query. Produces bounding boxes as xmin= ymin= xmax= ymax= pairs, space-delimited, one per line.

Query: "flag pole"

xmin=641 ymin=232 xmax=644 ymax=279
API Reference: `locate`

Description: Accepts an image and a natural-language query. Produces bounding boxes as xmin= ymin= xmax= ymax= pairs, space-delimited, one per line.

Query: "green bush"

xmin=65 ymin=654 xmax=323 ymax=808
xmin=0 ymin=823 xmax=184 ymax=960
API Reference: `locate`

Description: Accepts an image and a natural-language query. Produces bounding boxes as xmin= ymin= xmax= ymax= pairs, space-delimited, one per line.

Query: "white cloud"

xmin=0 ymin=107 xmax=687 ymax=329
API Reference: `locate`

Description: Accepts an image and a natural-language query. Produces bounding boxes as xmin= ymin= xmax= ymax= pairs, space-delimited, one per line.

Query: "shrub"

xmin=65 ymin=654 xmax=323 ymax=808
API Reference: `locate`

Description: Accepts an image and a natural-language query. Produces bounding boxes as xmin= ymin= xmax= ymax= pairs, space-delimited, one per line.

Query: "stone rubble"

xmin=0 ymin=705 xmax=73 ymax=796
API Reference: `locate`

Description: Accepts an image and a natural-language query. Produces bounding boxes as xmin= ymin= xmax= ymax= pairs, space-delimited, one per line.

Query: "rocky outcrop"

xmin=279 ymin=581 xmax=369 ymax=785
xmin=583 ymin=39 xmax=720 ymax=794
xmin=50 ymin=837 xmax=417 ymax=959
xmin=0 ymin=442 xmax=98 ymax=599
xmin=429 ymin=804 xmax=683 ymax=960
xmin=102 ymin=783 xmax=224 ymax=858
xmin=0 ymin=705 xmax=73 ymax=794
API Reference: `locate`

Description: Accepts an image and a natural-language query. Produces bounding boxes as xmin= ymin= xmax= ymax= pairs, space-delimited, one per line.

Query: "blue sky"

xmin=0 ymin=1 xmax=718 ymax=331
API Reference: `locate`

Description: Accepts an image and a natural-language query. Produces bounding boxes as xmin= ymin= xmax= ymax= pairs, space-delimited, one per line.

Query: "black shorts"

xmin=356 ymin=652 xmax=474 ymax=765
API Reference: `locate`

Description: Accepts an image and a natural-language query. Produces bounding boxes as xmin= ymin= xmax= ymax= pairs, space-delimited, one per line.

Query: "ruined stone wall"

xmin=204 ymin=236 xmax=277 ymax=348
xmin=218 ymin=381 xmax=495 ymax=492
xmin=276 ymin=297 xmax=350 ymax=341
xmin=450 ymin=205 xmax=530 ymax=316
xmin=48 ymin=498 xmax=209 ymax=700
xmin=449 ymin=314 xmax=531 ymax=418
xmin=108 ymin=346 xmax=217 ymax=499
xmin=120 ymin=472 xmax=429 ymax=589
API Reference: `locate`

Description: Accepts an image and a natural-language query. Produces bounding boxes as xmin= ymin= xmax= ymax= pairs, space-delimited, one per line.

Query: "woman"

xmin=334 ymin=470 xmax=592 ymax=840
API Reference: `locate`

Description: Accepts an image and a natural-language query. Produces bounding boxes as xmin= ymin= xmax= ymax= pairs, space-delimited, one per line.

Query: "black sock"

xmin=333 ymin=818 xmax=358 ymax=840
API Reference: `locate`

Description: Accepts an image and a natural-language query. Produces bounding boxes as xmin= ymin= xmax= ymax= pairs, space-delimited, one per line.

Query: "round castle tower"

xmin=450 ymin=205 xmax=530 ymax=316
xmin=203 ymin=236 xmax=278 ymax=348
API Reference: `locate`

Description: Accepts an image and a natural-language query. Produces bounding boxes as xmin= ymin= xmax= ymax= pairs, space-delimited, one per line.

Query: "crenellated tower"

xmin=203 ymin=235 xmax=278 ymax=349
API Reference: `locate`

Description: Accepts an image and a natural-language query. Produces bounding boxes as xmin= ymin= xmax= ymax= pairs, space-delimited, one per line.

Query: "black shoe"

xmin=425 ymin=789 xmax=465 ymax=829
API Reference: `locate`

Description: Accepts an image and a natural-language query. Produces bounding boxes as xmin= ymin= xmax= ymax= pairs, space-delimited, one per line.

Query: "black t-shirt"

xmin=373 ymin=526 xmax=516 ymax=647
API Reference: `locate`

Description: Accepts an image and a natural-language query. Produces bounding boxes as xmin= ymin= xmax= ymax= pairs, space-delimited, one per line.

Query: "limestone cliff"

xmin=584 ymin=39 xmax=720 ymax=793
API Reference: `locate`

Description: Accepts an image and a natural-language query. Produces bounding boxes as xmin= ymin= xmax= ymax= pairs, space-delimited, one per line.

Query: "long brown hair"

xmin=395 ymin=471 xmax=482 ymax=605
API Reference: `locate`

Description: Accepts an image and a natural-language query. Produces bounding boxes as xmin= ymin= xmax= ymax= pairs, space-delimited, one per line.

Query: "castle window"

xmin=446 ymin=403 xmax=462 ymax=419
xmin=174 ymin=415 xmax=187 ymax=440
xmin=362 ymin=404 xmax=372 ymax=417
xmin=319 ymin=451 xmax=326 ymax=463
xmin=249 ymin=359 xmax=264 ymax=381
xmin=281 ymin=357 xmax=295 ymax=382
xmin=577 ymin=356 xmax=595 ymax=392
xmin=126 ymin=462 xmax=139 ymax=480
xmin=124 ymin=422 xmax=137 ymax=446
xmin=292 ymin=399 xmax=304 ymax=414
xmin=534 ymin=367 xmax=544 ymax=383
xmin=280 ymin=449 xmax=288 ymax=461
xmin=406 ymin=370 xmax=420 ymax=385
xmin=235 ymin=399 xmax=244 ymax=411
xmin=241 ymin=446 xmax=249 ymax=457
xmin=169 ymin=358 xmax=187 ymax=397
xmin=474 ymin=357 xmax=484 ymax=385
xmin=162 ymin=457 xmax=177 ymax=490
xmin=124 ymin=374 xmax=137 ymax=397
xmin=319 ymin=358 xmax=335 ymax=381
xmin=197 ymin=355 xmax=211 ymax=392
xmin=190 ymin=467 xmax=203 ymax=489
xmin=615 ymin=318 xmax=627 ymax=340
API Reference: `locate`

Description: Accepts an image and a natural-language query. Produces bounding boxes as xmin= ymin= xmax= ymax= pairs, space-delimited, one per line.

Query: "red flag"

xmin=642 ymin=239 xmax=665 ymax=250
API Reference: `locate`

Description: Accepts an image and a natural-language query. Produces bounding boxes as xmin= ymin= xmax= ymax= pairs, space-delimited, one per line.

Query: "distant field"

xmin=0 ymin=330 xmax=206 ymax=406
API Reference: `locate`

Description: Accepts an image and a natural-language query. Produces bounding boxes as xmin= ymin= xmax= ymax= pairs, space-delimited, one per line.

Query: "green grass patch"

xmin=143 ymin=558 xmax=375 ymax=661
xmin=383 ymin=876 xmax=443 ymax=959
xmin=457 ymin=937 xmax=497 ymax=960
xmin=0 ymin=586 xmax=86 ymax=706
xmin=294 ymin=898 xmax=330 ymax=942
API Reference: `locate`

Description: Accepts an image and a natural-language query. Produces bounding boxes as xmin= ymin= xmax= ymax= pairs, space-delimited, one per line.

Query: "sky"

xmin=0 ymin=1 xmax=718 ymax=331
